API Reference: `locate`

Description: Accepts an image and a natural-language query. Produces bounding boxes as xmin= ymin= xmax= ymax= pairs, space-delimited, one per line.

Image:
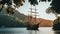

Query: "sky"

xmin=16 ymin=0 xmax=56 ymax=20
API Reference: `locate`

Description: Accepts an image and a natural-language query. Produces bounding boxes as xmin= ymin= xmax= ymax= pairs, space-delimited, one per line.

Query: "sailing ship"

xmin=27 ymin=6 xmax=39 ymax=30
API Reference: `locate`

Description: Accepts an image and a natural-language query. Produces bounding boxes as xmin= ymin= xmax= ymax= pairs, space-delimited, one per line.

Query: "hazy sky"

xmin=16 ymin=0 xmax=56 ymax=20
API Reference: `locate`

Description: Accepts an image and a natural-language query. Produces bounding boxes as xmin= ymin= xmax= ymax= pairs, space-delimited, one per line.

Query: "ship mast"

xmin=28 ymin=5 xmax=32 ymax=22
xmin=28 ymin=5 xmax=39 ymax=24
xmin=33 ymin=5 xmax=39 ymax=24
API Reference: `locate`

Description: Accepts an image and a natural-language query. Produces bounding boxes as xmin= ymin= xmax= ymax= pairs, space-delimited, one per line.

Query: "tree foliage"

xmin=39 ymin=0 xmax=51 ymax=2
xmin=28 ymin=0 xmax=38 ymax=6
xmin=13 ymin=0 xmax=25 ymax=8
xmin=0 ymin=0 xmax=25 ymax=7
xmin=46 ymin=7 xmax=57 ymax=14
xmin=2 ymin=0 xmax=60 ymax=15
xmin=50 ymin=0 xmax=60 ymax=14
xmin=53 ymin=17 xmax=60 ymax=25
xmin=0 ymin=0 xmax=25 ymax=14
xmin=53 ymin=17 xmax=60 ymax=30
xmin=6 ymin=6 xmax=15 ymax=14
xmin=46 ymin=0 xmax=60 ymax=15
xmin=28 ymin=0 xmax=51 ymax=6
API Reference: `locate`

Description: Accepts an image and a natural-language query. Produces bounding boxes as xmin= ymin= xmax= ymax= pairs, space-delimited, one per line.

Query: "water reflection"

xmin=0 ymin=27 xmax=60 ymax=34
xmin=54 ymin=31 xmax=60 ymax=34
xmin=27 ymin=30 xmax=38 ymax=34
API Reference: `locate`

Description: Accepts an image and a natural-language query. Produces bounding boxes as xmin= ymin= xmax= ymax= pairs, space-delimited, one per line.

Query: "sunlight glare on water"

xmin=39 ymin=27 xmax=53 ymax=31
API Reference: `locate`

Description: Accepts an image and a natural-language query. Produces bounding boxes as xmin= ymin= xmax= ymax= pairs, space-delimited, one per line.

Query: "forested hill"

xmin=0 ymin=15 xmax=26 ymax=27
xmin=0 ymin=8 xmax=27 ymax=27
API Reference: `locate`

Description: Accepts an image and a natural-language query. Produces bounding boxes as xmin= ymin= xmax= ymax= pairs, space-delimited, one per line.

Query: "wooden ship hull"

xmin=27 ymin=23 xmax=39 ymax=30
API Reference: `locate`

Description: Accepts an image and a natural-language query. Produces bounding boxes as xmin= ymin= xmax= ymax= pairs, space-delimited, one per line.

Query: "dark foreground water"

xmin=0 ymin=27 xmax=60 ymax=34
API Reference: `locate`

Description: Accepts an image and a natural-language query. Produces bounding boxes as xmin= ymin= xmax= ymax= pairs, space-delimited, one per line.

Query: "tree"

xmin=39 ymin=0 xmax=51 ymax=2
xmin=28 ymin=0 xmax=51 ymax=6
xmin=2 ymin=0 xmax=59 ymax=16
xmin=28 ymin=0 xmax=38 ymax=6
xmin=46 ymin=7 xmax=58 ymax=17
xmin=46 ymin=0 xmax=60 ymax=15
xmin=0 ymin=0 xmax=25 ymax=14
xmin=50 ymin=0 xmax=60 ymax=14
xmin=13 ymin=0 xmax=25 ymax=8
xmin=53 ymin=17 xmax=60 ymax=25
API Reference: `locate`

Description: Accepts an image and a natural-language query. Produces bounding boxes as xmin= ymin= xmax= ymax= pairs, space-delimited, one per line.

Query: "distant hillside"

xmin=0 ymin=8 xmax=27 ymax=27
xmin=0 ymin=15 xmax=26 ymax=27
xmin=38 ymin=18 xmax=53 ymax=27
xmin=0 ymin=7 xmax=53 ymax=27
xmin=0 ymin=8 xmax=27 ymax=21
xmin=26 ymin=18 xmax=53 ymax=27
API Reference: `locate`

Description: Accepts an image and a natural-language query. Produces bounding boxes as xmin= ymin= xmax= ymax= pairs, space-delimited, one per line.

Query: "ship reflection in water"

xmin=0 ymin=27 xmax=60 ymax=34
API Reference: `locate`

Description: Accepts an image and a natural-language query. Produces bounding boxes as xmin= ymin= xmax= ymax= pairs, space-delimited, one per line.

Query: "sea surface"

xmin=0 ymin=27 xmax=60 ymax=34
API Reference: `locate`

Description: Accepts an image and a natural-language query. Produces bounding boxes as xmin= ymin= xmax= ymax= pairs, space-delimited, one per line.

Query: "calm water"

xmin=0 ymin=27 xmax=60 ymax=34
